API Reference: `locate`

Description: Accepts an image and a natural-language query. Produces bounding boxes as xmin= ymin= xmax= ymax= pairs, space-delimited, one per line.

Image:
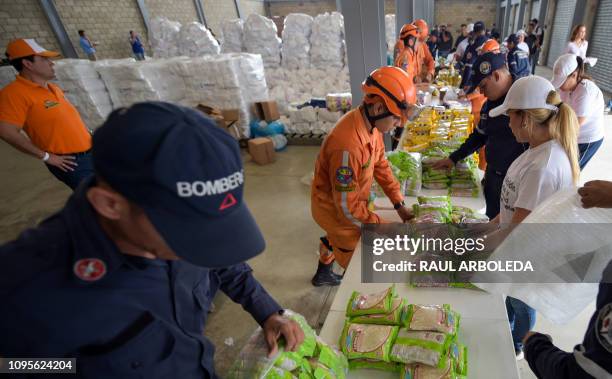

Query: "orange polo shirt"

xmin=0 ymin=75 xmax=91 ymax=154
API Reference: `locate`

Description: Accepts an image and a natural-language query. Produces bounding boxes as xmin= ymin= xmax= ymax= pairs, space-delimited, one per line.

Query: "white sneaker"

xmin=516 ymin=350 xmax=525 ymax=361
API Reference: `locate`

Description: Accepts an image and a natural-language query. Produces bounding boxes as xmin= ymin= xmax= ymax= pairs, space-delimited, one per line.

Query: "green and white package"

xmin=404 ymin=304 xmax=460 ymax=336
xmin=417 ymin=195 xmax=451 ymax=208
xmin=346 ymin=285 xmax=396 ymax=317
xmin=348 ymin=358 xmax=401 ymax=372
xmin=401 ymin=358 xmax=457 ymax=379
xmin=390 ymin=330 xmax=450 ymax=367
xmin=349 ymin=298 xmax=407 ymax=325
xmin=448 ymin=341 xmax=468 ymax=376
xmin=340 ymin=321 xmax=399 ymax=362
xmin=265 ymin=367 xmax=297 ymax=379
xmin=275 ymin=352 xmax=303 ymax=372
xmin=316 ymin=340 xmax=348 ymax=379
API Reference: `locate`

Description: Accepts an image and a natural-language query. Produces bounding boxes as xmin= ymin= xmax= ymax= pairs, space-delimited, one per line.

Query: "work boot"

xmin=311 ymin=261 xmax=342 ymax=287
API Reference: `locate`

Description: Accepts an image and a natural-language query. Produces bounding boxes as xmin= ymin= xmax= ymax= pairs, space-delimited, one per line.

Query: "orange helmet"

xmin=414 ymin=19 xmax=429 ymax=40
xmin=479 ymin=39 xmax=500 ymax=54
xmin=399 ymin=23 xmax=420 ymax=40
xmin=362 ymin=66 xmax=416 ymax=119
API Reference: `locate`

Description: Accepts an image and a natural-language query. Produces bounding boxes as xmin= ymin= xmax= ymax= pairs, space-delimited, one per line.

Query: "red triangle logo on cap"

xmin=219 ymin=193 xmax=237 ymax=211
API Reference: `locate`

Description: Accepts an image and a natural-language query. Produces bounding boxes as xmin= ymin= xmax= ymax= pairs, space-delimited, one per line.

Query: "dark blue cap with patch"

xmin=467 ymin=51 xmax=507 ymax=94
xmin=474 ymin=21 xmax=485 ymax=33
xmin=92 ymin=102 xmax=265 ymax=268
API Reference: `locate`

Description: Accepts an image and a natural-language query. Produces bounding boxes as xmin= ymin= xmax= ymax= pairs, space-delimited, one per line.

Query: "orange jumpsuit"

xmin=466 ymin=90 xmax=488 ymax=170
xmin=394 ymin=46 xmax=417 ymax=80
xmin=416 ymin=43 xmax=435 ymax=81
xmin=393 ymin=40 xmax=404 ymax=64
xmin=311 ymin=109 xmax=403 ymax=268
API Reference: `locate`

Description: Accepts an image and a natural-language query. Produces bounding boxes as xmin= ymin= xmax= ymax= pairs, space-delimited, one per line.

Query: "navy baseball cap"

xmin=507 ymin=33 xmax=519 ymax=45
xmin=467 ymin=51 xmax=507 ymax=94
xmin=473 ymin=21 xmax=485 ymax=33
xmin=92 ymin=102 xmax=265 ymax=268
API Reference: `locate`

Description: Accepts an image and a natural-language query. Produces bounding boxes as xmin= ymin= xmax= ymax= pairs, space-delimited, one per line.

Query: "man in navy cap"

xmin=506 ymin=33 xmax=531 ymax=80
xmin=433 ymin=52 xmax=527 ymax=219
xmin=0 ymin=102 xmax=304 ymax=378
xmin=459 ymin=21 xmax=489 ymax=90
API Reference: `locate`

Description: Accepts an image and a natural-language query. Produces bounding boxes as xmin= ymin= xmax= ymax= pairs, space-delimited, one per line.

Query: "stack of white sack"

xmin=281 ymin=13 xmax=313 ymax=69
xmin=286 ymin=106 xmax=341 ymax=135
xmin=149 ymin=17 xmax=181 ymax=58
xmin=244 ymin=14 xmax=281 ymax=68
xmin=179 ymin=22 xmax=220 ymax=56
xmin=170 ymin=53 xmax=268 ymax=138
xmin=0 ymin=65 xmax=17 ymax=89
xmin=385 ymin=14 xmax=396 ymax=54
xmin=54 ymin=59 xmax=113 ymax=129
xmin=310 ymin=12 xmax=345 ymax=69
xmin=96 ymin=58 xmax=188 ymax=108
xmin=221 ymin=19 xmax=244 ymax=53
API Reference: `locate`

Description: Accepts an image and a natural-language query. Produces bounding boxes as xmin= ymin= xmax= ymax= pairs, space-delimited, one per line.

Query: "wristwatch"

xmin=42 ymin=152 xmax=50 ymax=162
xmin=393 ymin=201 xmax=405 ymax=210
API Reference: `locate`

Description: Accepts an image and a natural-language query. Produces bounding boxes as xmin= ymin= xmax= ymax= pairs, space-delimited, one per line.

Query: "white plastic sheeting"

xmin=385 ymin=14 xmax=396 ymax=54
xmin=244 ymin=14 xmax=281 ymax=67
xmin=310 ymin=12 xmax=345 ymax=69
xmin=281 ymin=13 xmax=313 ymax=69
xmin=0 ymin=65 xmax=17 ymax=89
xmin=54 ymin=59 xmax=113 ymax=129
xmin=179 ymin=22 xmax=221 ymax=57
xmin=222 ymin=19 xmax=245 ymax=53
xmin=149 ymin=17 xmax=181 ymax=58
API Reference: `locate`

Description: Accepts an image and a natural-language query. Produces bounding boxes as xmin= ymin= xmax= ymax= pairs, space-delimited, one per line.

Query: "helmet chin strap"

xmin=364 ymin=105 xmax=393 ymax=134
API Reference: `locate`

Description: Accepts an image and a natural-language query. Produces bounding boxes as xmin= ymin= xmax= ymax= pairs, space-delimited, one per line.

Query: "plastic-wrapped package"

xmin=179 ymin=22 xmax=221 ymax=56
xmin=282 ymin=13 xmax=313 ymax=69
xmin=385 ymin=14 xmax=396 ymax=54
xmin=340 ymin=322 xmax=399 ymax=362
xmin=310 ymin=12 xmax=345 ymax=69
xmin=244 ymin=14 xmax=281 ymax=68
xmin=404 ymin=304 xmax=460 ymax=336
xmin=448 ymin=341 xmax=468 ymax=376
xmin=349 ymin=297 xmax=406 ymax=325
xmin=222 ymin=19 xmax=245 ymax=53
xmin=54 ymin=59 xmax=113 ymax=129
xmin=402 ymin=359 xmax=455 ymax=379
xmin=317 ymin=108 xmax=342 ymax=123
xmin=387 ymin=151 xmax=422 ymax=196
xmin=348 ymin=359 xmax=400 ymax=372
xmin=346 ymin=286 xmax=396 ymax=317
xmin=289 ymin=106 xmax=318 ymax=124
xmin=0 ymin=65 xmax=17 ymax=89
xmin=325 ymin=93 xmax=352 ymax=112
xmin=149 ymin=17 xmax=181 ymax=58
xmin=390 ymin=330 xmax=451 ymax=366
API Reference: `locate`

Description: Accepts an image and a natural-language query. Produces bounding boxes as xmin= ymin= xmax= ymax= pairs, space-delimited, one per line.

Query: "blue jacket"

xmin=507 ymin=47 xmax=531 ymax=80
xmin=460 ymin=34 xmax=488 ymax=89
xmin=79 ymin=36 xmax=96 ymax=55
xmin=449 ymin=94 xmax=528 ymax=175
xmin=525 ymin=260 xmax=612 ymax=378
xmin=0 ymin=181 xmax=282 ymax=378
xmin=131 ymin=36 xmax=144 ymax=54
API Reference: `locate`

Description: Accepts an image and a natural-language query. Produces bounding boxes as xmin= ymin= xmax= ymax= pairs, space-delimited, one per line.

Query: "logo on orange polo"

xmin=44 ymin=100 xmax=59 ymax=109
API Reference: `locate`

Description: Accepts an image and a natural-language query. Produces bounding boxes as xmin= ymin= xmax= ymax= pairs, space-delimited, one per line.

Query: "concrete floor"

xmin=1 ymin=66 xmax=610 ymax=377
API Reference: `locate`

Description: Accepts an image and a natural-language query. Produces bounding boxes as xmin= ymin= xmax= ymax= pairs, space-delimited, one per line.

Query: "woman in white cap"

xmin=551 ymin=53 xmax=605 ymax=169
xmin=488 ymin=75 xmax=580 ymax=358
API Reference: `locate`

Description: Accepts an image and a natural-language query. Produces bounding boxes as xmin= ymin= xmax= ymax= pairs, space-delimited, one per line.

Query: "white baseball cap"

xmin=516 ymin=29 xmax=527 ymax=36
xmin=550 ymin=53 xmax=579 ymax=89
xmin=489 ymin=76 xmax=558 ymax=117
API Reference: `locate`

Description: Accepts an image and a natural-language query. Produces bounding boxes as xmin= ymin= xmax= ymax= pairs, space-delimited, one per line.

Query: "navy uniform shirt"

xmin=507 ymin=47 xmax=531 ymax=80
xmin=449 ymin=94 xmax=528 ymax=175
xmin=0 ymin=181 xmax=282 ymax=378
xmin=460 ymin=34 xmax=488 ymax=89
xmin=525 ymin=260 xmax=612 ymax=378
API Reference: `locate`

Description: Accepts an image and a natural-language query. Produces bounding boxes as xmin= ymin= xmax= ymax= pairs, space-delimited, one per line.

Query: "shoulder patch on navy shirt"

xmin=596 ymin=303 xmax=612 ymax=353
xmin=74 ymin=258 xmax=107 ymax=282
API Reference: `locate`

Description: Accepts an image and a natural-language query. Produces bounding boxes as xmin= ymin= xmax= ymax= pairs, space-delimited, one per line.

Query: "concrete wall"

xmin=267 ymin=0 xmax=336 ymax=17
xmin=202 ymin=0 xmax=238 ymax=36
xmin=0 ymin=0 xmax=60 ymax=55
xmin=435 ymin=0 xmax=497 ymax=36
xmin=240 ymin=0 xmax=266 ymax=18
xmin=145 ymin=0 xmax=199 ymax=25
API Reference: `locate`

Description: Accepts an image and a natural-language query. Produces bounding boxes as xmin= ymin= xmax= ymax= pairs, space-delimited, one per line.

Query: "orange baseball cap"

xmin=6 ymin=39 xmax=60 ymax=60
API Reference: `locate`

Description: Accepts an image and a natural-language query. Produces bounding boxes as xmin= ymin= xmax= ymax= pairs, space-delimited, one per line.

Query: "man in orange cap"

xmin=0 ymin=39 xmax=93 ymax=189
xmin=310 ymin=66 xmax=416 ymax=286
xmin=414 ymin=19 xmax=435 ymax=83
xmin=394 ymin=23 xmax=420 ymax=80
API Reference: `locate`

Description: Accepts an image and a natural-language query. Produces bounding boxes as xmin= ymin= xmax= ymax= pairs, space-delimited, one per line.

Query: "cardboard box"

xmin=248 ymin=137 xmax=275 ymax=165
xmin=196 ymin=104 xmax=240 ymax=130
xmin=252 ymin=101 xmax=280 ymax=122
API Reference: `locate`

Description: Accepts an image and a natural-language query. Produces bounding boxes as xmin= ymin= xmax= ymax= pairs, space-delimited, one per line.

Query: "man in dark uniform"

xmin=433 ymin=52 xmax=527 ymax=218
xmin=506 ymin=34 xmax=531 ymax=80
xmin=523 ymin=179 xmax=612 ymax=378
xmin=459 ymin=21 xmax=489 ymax=91
xmin=0 ymin=102 xmax=304 ymax=378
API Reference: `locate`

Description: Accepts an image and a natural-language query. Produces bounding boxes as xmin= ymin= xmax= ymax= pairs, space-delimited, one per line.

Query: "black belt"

xmin=60 ymin=150 xmax=91 ymax=157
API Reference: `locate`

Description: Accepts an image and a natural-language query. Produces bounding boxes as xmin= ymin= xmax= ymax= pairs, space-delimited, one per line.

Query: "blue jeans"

xmin=46 ymin=151 xmax=94 ymax=190
xmin=506 ymin=296 xmax=536 ymax=352
xmin=134 ymin=52 xmax=145 ymax=61
xmin=578 ymin=138 xmax=603 ymax=170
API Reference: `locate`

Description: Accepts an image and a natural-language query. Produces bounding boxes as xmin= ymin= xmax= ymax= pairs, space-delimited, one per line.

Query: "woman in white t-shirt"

xmin=551 ymin=53 xmax=605 ymax=169
xmin=488 ymin=75 xmax=580 ymax=357
xmin=565 ymin=24 xmax=588 ymax=58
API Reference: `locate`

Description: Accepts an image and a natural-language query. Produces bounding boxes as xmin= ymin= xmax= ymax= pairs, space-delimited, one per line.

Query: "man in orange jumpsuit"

xmin=414 ymin=19 xmax=435 ymax=83
xmin=394 ymin=23 xmax=420 ymax=80
xmin=310 ymin=66 xmax=416 ymax=286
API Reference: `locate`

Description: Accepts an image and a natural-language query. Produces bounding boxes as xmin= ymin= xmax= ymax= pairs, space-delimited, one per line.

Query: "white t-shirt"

xmin=518 ymin=42 xmax=530 ymax=54
xmin=560 ymin=79 xmax=605 ymax=143
xmin=456 ymin=38 xmax=470 ymax=60
xmin=499 ymin=140 xmax=573 ymax=224
xmin=565 ymin=41 xmax=588 ymax=58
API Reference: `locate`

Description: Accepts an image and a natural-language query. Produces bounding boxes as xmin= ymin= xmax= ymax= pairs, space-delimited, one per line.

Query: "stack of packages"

xmin=222 ymin=19 xmax=245 ymax=53
xmin=421 ymin=147 xmax=451 ymax=190
xmin=54 ymin=59 xmax=113 ymax=129
xmin=228 ymin=310 xmax=348 ymax=379
xmin=386 ymin=151 xmax=422 ymax=196
xmin=310 ymin=12 xmax=345 ymax=69
xmin=244 ymin=14 xmax=281 ymax=68
xmin=149 ymin=17 xmax=181 ymax=58
xmin=281 ymin=13 xmax=313 ymax=70
xmin=411 ymin=195 xmax=452 ymax=224
xmin=0 ymin=65 xmax=17 ymax=89
xmin=385 ymin=14 xmax=396 ymax=56
xmin=340 ymin=286 xmax=468 ymax=378
xmin=178 ymin=22 xmax=221 ymax=56
xmin=449 ymin=156 xmax=480 ymax=197
xmin=287 ymin=106 xmax=343 ymax=135
xmin=96 ymin=58 xmax=189 ymax=108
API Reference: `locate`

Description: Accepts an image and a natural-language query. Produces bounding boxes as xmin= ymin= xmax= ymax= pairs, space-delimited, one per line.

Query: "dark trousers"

xmin=530 ymin=50 xmax=540 ymax=74
xmin=506 ymin=296 xmax=536 ymax=352
xmin=46 ymin=151 xmax=94 ymax=190
xmin=482 ymin=168 xmax=505 ymax=219
xmin=578 ymin=138 xmax=604 ymax=170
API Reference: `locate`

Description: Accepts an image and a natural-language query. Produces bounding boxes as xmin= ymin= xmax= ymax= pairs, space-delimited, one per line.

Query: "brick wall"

xmin=54 ymin=0 xmax=147 ymax=59
xmin=0 ymin=0 xmax=60 ymax=56
xmin=202 ymin=0 xmax=237 ymax=36
xmin=145 ymin=0 xmax=198 ymax=25
xmin=435 ymin=0 xmax=497 ymax=36
xmin=240 ymin=0 xmax=266 ymax=18
xmin=268 ymin=0 xmax=336 ymax=17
